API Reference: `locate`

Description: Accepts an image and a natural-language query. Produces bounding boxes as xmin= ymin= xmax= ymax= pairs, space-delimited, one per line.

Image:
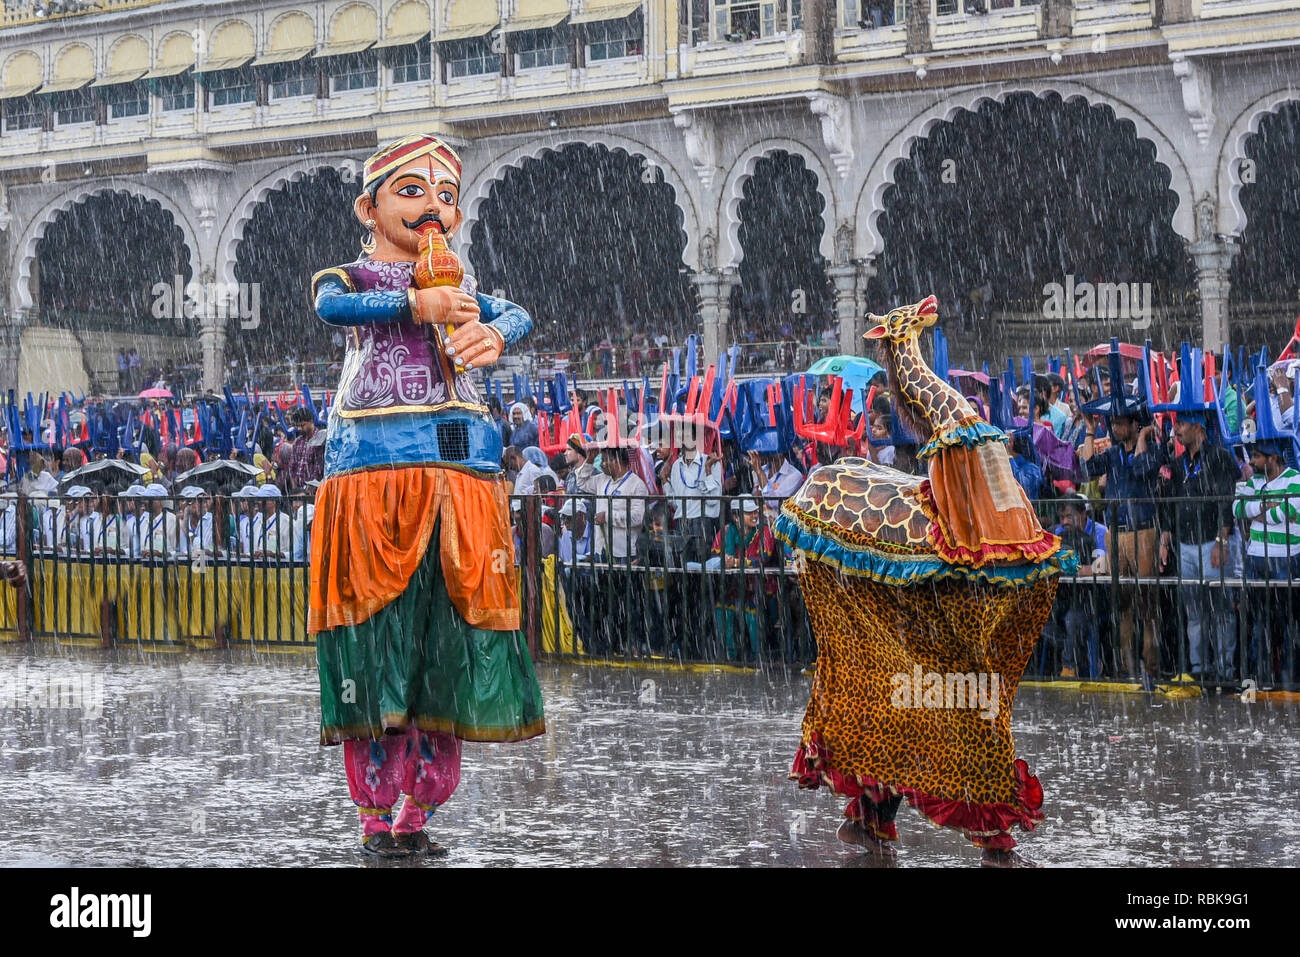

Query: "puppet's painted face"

xmin=357 ymin=154 xmax=463 ymax=258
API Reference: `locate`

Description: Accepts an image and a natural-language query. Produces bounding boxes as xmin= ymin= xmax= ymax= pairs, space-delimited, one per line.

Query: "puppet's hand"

xmin=413 ymin=286 xmax=478 ymax=327
xmin=445 ymin=320 xmax=504 ymax=372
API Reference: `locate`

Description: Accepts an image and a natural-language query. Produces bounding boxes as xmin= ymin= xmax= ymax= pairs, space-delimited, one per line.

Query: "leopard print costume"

xmin=776 ymin=295 xmax=1073 ymax=852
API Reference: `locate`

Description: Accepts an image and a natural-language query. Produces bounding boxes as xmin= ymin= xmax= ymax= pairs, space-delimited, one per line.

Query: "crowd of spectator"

xmin=6 ymin=342 xmax=1300 ymax=686
xmin=500 ymin=357 xmax=1300 ymax=685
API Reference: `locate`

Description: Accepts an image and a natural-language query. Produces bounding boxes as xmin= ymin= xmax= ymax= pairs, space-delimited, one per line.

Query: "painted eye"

xmin=438 ymin=189 xmax=456 ymax=205
xmin=396 ymin=183 xmax=425 ymax=197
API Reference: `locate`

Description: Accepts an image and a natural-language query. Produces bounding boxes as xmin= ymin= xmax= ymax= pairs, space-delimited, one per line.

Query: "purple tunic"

xmin=331 ymin=259 xmax=482 ymax=416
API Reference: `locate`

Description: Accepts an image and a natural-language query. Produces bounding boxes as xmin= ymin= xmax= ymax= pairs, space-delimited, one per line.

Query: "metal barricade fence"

xmin=510 ymin=490 xmax=1300 ymax=692
xmin=1 ymin=491 xmax=315 ymax=649
xmin=4 ymin=487 xmax=1297 ymax=692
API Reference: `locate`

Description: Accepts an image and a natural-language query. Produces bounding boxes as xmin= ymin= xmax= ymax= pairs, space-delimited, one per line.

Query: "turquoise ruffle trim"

xmin=774 ymin=513 xmax=1077 ymax=589
xmin=917 ymin=419 xmax=1008 ymax=461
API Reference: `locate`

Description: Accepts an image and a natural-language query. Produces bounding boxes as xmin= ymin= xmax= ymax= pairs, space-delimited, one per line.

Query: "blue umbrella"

xmin=806 ymin=355 xmax=884 ymax=413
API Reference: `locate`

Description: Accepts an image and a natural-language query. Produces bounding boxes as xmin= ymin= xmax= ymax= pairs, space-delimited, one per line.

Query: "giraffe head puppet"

xmin=863 ymin=294 xmax=939 ymax=342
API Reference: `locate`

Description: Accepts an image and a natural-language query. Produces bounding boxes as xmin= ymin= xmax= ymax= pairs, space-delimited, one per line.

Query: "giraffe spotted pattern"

xmin=795 ymin=560 xmax=1057 ymax=808
xmin=787 ymin=294 xmax=1064 ymax=849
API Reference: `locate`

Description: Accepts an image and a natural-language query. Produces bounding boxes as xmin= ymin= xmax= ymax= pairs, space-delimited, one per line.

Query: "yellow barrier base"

xmin=1020 ymin=679 xmax=1202 ymax=698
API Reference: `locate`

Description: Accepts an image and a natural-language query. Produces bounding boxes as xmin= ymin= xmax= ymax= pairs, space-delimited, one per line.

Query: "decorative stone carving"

xmin=808 ymin=93 xmax=854 ymax=178
xmin=151 ymin=161 xmax=234 ymax=235
xmin=1171 ymin=56 xmax=1214 ymax=147
xmin=1195 ymin=192 xmax=1216 ymax=242
xmin=699 ymin=229 xmax=717 ymax=272
xmin=672 ymin=110 xmax=721 ymax=189
xmin=834 ymin=221 xmax=854 ymax=266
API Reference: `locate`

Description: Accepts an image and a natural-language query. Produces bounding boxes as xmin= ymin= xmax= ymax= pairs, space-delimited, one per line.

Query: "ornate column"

xmin=826 ymin=223 xmax=876 ymax=353
xmin=0 ymin=314 xmax=23 ymax=396
xmin=197 ymin=268 xmax=228 ymax=392
xmin=692 ymin=260 xmax=737 ymax=366
xmin=0 ymin=194 xmax=21 ymax=395
xmin=1188 ymin=238 xmax=1237 ymax=355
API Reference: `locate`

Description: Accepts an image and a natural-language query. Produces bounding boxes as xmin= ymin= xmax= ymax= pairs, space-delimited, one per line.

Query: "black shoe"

xmin=361 ymin=832 xmax=415 ymax=858
xmin=395 ymin=831 xmax=449 ymax=858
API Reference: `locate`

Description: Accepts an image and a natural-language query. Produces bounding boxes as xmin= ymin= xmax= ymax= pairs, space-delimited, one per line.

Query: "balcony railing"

xmin=0 ymin=0 xmax=174 ymax=29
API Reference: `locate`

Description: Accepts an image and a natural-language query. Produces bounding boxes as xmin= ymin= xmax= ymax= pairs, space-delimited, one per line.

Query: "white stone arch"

xmin=215 ymin=155 xmax=366 ymax=286
xmin=459 ymin=132 xmax=701 ymax=271
xmin=11 ymin=181 xmax=200 ymax=311
xmin=853 ymin=81 xmax=1198 ymax=259
xmin=717 ymin=138 xmax=837 ymax=269
xmin=1218 ymin=87 xmax=1300 ymax=237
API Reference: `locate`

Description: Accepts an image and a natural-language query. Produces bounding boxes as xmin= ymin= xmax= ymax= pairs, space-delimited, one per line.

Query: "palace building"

xmin=0 ymin=0 xmax=1296 ymax=393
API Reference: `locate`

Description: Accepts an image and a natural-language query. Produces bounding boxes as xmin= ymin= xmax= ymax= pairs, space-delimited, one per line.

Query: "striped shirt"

xmin=1233 ymin=467 xmax=1300 ymax=558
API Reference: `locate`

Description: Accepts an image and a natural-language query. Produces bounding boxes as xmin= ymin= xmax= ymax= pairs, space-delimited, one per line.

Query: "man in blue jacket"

xmin=1079 ymin=405 xmax=1167 ymax=684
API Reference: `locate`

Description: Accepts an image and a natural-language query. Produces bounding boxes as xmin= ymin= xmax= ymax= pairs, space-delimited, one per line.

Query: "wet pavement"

xmin=1 ymin=644 xmax=1296 ymax=867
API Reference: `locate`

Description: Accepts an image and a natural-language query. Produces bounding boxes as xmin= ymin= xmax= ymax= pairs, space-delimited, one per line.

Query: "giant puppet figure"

xmin=773 ymin=296 xmax=1075 ymax=866
xmin=308 ymin=134 xmax=545 ymax=858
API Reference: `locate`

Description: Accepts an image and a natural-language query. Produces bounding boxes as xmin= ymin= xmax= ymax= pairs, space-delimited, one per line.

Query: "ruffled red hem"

xmin=926 ymin=525 xmax=1064 ymax=569
xmin=792 ymin=733 xmax=1043 ymax=850
xmin=913 ymin=478 xmax=1064 ymax=570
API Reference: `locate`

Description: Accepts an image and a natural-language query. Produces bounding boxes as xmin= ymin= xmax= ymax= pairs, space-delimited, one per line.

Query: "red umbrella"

xmin=949 ymin=368 xmax=991 ymax=386
xmin=1081 ymin=342 xmax=1173 ymax=372
xmin=138 ymin=387 xmax=173 ymax=399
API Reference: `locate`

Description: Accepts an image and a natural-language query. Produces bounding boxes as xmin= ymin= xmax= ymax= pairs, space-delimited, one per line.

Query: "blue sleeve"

xmin=478 ymin=292 xmax=532 ymax=350
xmin=1093 ymin=523 xmax=1108 ymax=555
xmin=1084 ymin=446 xmax=1111 ymax=479
xmin=314 ymin=276 xmax=411 ymax=327
xmin=1130 ymin=445 xmax=1166 ymax=478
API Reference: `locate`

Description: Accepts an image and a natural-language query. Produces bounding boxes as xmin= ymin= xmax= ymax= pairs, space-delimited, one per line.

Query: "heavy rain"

xmin=0 ymin=0 xmax=1296 ymax=891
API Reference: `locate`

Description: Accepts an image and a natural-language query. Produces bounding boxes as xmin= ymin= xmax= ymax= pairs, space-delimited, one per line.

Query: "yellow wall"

xmin=18 ymin=327 xmax=89 ymax=398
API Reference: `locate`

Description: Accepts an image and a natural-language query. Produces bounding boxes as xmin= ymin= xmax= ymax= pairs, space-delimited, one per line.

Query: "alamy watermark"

xmin=890 ymin=667 xmax=1000 ymax=720
xmin=1041 ymin=274 xmax=1152 ymax=330
xmin=0 ymin=664 xmax=104 ymax=718
xmin=151 ymin=275 xmax=261 ymax=330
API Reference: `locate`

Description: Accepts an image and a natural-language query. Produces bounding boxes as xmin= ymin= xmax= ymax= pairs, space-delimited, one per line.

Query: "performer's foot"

xmin=979 ymin=848 xmax=1041 ymax=868
xmin=360 ymin=832 xmax=415 ymax=858
xmin=836 ymin=819 xmax=898 ymax=857
xmin=395 ymin=831 xmax=449 ymax=858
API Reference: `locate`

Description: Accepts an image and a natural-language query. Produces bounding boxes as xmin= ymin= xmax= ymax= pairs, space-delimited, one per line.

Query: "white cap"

xmin=179 ymin=485 xmax=207 ymax=498
xmin=257 ymin=484 xmax=282 ymax=498
xmin=65 ymin=485 xmax=94 ymax=497
xmin=143 ymin=483 xmax=169 ymax=498
xmin=741 ymin=497 xmax=760 ymax=513
xmin=233 ymin=484 xmax=260 ymax=498
xmin=118 ymin=485 xmax=143 ymax=498
xmin=559 ymin=499 xmax=587 ymax=516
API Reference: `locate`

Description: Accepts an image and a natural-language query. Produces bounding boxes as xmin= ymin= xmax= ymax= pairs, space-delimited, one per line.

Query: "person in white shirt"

xmin=137 ymin=483 xmax=180 ymax=560
xmin=0 ymin=491 xmax=17 ymax=555
xmin=53 ymin=485 xmax=97 ymax=556
xmin=511 ymin=446 xmax=554 ymax=496
xmin=573 ymin=444 xmax=648 ymax=561
xmin=233 ymin=483 xmax=260 ymax=557
xmin=658 ymin=433 xmax=724 ymax=544
xmin=87 ymin=490 xmax=123 ymax=559
xmin=177 ymin=485 xmax=215 ymax=560
xmin=252 ymin=484 xmax=292 ymax=562
xmin=293 ymin=500 xmax=315 ymax=563
xmin=111 ymin=486 xmax=144 ymax=558
xmin=748 ymin=451 xmax=805 ymax=519
xmin=20 ymin=453 xmax=59 ymax=496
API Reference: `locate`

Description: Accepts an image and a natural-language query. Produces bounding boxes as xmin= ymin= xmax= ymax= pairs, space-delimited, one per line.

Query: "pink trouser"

xmin=343 ymin=727 xmax=462 ymax=836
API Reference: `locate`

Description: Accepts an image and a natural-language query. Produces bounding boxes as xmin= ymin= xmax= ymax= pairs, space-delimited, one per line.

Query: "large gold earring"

xmin=361 ymin=219 xmax=377 ymax=255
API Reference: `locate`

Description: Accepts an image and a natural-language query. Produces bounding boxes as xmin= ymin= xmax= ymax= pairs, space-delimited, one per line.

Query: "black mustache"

xmin=403 ymin=213 xmax=446 ymax=233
